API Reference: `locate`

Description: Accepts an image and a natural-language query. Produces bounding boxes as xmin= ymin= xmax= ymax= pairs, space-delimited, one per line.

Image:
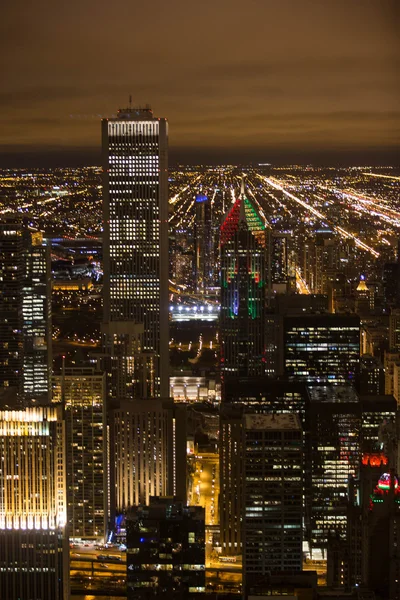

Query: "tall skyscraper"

xmin=243 ymin=413 xmax=303 ymax=593
xmin=0 ymin=219 xmax=51 ymax=403
xmin=308 ymin=386 xmax=361 ymax=554
xmin=0 ymin=405 xmax=69 ymax=599
xmin=102 ymin=105 xmax=169 ymax=399
xmin=53 ymin=367 xmax=108 ymax=541
xmin=220 ymin=180 xmax=267 ymax=391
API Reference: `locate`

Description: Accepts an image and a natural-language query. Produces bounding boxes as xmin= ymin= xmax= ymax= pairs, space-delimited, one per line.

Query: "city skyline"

xmin=1 ymin=0 xmax=399 ymax=167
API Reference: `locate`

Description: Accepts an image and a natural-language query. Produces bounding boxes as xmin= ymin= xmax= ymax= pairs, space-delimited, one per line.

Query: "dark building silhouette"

xmin=194 ymin=193 xmax=213 ymax=292
xmin=358 ymin=355 xmax=385 ymax=396
xmin=243 ymin=413 xmax=303 ymax=593
xmin=126 ymin=497 xmax=205 ymax=599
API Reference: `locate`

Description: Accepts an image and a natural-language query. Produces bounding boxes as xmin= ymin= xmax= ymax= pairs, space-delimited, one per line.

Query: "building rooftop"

xmin=244 ymin=413 xmax=301 ymax=431
xmin=307 ymin=385 xmax=359 ymax=404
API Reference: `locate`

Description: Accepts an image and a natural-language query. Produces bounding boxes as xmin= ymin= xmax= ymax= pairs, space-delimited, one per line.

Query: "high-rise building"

xmin=307 ymin=386 xmax=361 ymax=554
xmin=102 ymin=105 xmax=169 ymax=398
xmin=283 ymin=313 xmax=360 ymax=385
xmin=0 ymin=219 xmax=51 ymax=403
xmin=328 ymin=461 xmax=400 ymax=599
xmin=126 ymin=497 xmax=205 ymax=599
xmin=52 ymin=367 xmax=108 ymax=541
xmin=243 ymin=413 xmax=303 ymax=593
xmin=0 ymin=219 xmax=25 ymax=395
xmin=355 ymin=275 xmax=374 ymax=315
xmin=109 ymin=398 xmax=187 ymax=516
xmin=383 ymin=262 xmax=400 ymax=308
xmin=314 ymin=232 xmax=341 ymax=295
xmin=219 ymin=404 xmax=244 ymax=556
xmin=220 ymin=381 xmax=309 ymax=556
xmin=194 ymin=192 xmax=213 ymax=293
xmin=269 ymin=230 xmax=296 ymax=294
xmin=220 ymin=180 xmax=267 ymax=391
xmin=0 ymin=404 xmax=69 ymax=599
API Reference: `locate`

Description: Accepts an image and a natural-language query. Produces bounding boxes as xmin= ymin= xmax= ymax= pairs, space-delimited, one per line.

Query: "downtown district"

xmin=0 ymin=105 xmax=400 ymax=600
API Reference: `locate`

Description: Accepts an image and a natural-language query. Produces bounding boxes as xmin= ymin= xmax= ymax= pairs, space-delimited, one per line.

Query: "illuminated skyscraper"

xmin=0 ymin=405 xmax=69 ymax=599
xmin=53 ymin=368 xmax=108 ymax=541
xmin=102 ymin=105 xmax=169 ymax=398
xmin=0 ymin=219 xmax=51 ymax=403
xmin=220 ymin=181 xmax=267 ymax=391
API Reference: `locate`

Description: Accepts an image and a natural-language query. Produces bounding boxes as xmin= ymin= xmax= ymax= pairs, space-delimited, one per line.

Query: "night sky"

xmin=1 ymin=0 xmax=399 ymax=165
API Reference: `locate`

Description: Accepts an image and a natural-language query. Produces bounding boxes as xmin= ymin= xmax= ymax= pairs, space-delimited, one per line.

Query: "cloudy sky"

xmin=1 ymin=0 xmax=398 ymax=164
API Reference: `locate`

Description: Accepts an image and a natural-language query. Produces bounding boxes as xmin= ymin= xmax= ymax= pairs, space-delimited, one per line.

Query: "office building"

xmin=0 ymin=405 xmax=69 ymax=599
xmin=308 ymin=386 xmax=361 ymax=554
xmin=102 ymin=105 xmax=169 ymax=398
xmin=220 ymin=180 xmax=267 ymax=390
xmin=53 ymin=367 xmax=108 ymax=541
xmin=126 ymin=497 xmax=205 ymax=599
xmin=220 ymin=381 xmax=309 ymax=556
xmin=0 ymin=219 xmax=51 ymax=403
xmin=283 ymin=313 xmax=360 ymax=385
xmin=243 ymin=414 xmax=303 ymax=593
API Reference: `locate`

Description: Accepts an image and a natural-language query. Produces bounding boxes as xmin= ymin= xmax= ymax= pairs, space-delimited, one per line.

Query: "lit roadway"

xmin=296 ymin=267 xmax=310 ymax=294
xmin=189 ymin=452 xmax=242 ymax=593
xmin=70 ymin=543 xmax=125 ymax=592
xmin=259 ymin=175 xmax=380 ymax=258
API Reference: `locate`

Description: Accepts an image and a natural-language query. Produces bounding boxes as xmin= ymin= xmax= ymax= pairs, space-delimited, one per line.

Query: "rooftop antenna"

xmin=129 ymin=94 xmax=132 ymax=109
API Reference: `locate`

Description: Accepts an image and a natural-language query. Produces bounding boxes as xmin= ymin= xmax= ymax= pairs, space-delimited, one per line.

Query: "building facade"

xmin=0 ymin=219 xmax=51 ymax=403
xmin=102 ymin=105 xmax=169 ymax=398
xmin=110 ymin=399 xmax=177 ymax=514
xmin=308 ymin=386 xmax=361 ymax=554
xmin=53 ymin=368 xmax=108 ymax=540
xmin=243 ymin=414 xmax=303 ymax=592
xmin=284 ymin=314 xmax=360 ymax=385
xmin=0 ymin=405 xmax=69 ymax=599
